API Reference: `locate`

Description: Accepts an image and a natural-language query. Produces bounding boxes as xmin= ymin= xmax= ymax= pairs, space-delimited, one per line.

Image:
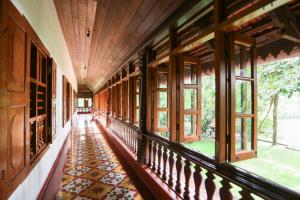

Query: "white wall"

xmin=8 ymin=0 xmax=77 ymax=199
xmin=11 ymin=0 xmax=77 ymax=90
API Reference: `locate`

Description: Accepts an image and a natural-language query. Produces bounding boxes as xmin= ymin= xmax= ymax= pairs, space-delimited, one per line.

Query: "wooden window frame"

xmin=133 ymin=76 xmax=140 ymax=126
xmin=153 ymin=66 xmax=169 ymax=134
xmin=228 ymin=33 xmax=257 ymax=162
xmin=179 ymin=56 xmax=202 ymax=143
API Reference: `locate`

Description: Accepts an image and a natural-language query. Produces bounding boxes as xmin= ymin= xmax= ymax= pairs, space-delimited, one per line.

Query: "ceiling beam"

xmin=270 ymin=5 xmax=300 ymax=43
xmin=220 ymin=0 xmax=289 ymax=32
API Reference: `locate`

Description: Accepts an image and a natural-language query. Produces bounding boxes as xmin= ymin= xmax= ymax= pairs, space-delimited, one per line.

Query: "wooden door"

xmin=5 ymin=9 xmax=28 ymax=182
xmin=228 ymin=33 xmax=257 ymax=162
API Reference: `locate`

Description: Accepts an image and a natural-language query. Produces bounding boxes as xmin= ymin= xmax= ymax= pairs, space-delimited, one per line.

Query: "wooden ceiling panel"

xmin=54 ymin=0 xmax=184 ymax=89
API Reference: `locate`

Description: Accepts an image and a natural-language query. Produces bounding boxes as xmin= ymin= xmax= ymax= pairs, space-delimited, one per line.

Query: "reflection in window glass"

xmin=184 ymin=115 xmax=197 ymax=136
xmin=158 ymin=72 xmax=168 ymax=88
xmin=184 ymin=89 xmax=197 ymax=110
xmin=158 ymin=91 xmax=168 ymax=108
xmin=158 ymin=111 xmax=168 ymax=128
xmin=184 ymin=63 xmax=197 ymax=84
xmin=235 ymin=44 xmax=251 ymax=77
xmin=235 ymin=118 xmax=252 ymax=151
xmin=236 ymin=80 xmax=252 ymax=114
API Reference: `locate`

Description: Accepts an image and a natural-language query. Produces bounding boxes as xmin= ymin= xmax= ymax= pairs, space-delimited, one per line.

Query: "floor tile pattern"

xmin=57 ymin=115 xmax=142 ymax=200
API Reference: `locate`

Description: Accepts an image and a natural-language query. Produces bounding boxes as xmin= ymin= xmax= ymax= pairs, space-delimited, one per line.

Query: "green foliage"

xmin=201 ymin=75 xmax=216 ymax=137
xmin=257 ymin=57 xmax=300 ymax=134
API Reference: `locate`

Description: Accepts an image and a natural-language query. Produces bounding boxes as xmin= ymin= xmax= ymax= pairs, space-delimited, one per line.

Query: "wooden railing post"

xmin=106 ymin=87 xmax=110 ymax=128
xmin=137 ymin=48 xmax=148 ymax=163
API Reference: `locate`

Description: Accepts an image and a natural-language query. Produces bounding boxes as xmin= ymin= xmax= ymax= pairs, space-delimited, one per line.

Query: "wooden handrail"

xmin=97 ymin=115 xmax=300 ymax=200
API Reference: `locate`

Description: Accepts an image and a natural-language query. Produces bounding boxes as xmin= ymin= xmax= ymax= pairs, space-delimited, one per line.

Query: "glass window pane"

xmin=78 ymin=98 xmax=84 ymax=107
xmin=136 ymin=79 xmax=140 ymax=92
xmin=88 ymin=98 xmax=92 ymax=107
xmin=158 ymin=111 xmax=168 ymax=128
xmin=184 ymin=89 xmax=197 ymax=110
xmin=158 ymin=72 xmax=168 ymax=88
xmin=157 ymin=131 xmax=169 ymax=139
xmin=201 ymin=75 xmax=216 ymax=138
xmin=158 ymin=91 xmax=168 ymax=108
xmin=184 ymin=115 xmax=197 ymax=136
xmin=235 ymin=118 xmax=252 ymax=151
xmin=136 ymin=109 xmax=139 ymax=122
xmin=136 ymin=94 xmax=139 ymax=107
xmin=234 ymin=44 xmax=252 ymax=77
xmin=184 ymin=63 xmax=197 ymax=84
xmin=236 ymin=80 xmax=252 ymax=114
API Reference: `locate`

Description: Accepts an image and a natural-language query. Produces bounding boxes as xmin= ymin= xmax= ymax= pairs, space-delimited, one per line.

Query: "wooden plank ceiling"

xmin=54 ymin=0 xmax=184 ymax=90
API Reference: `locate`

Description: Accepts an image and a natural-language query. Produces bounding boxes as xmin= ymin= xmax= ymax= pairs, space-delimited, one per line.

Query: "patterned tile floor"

xmin=57 ymin=115 xmax=142 ymax=200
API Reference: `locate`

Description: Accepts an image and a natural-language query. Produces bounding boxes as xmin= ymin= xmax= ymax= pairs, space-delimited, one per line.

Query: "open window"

xmin=153 ymin=64 xmax=169 ymax=139
xmin=133 ymin=76 xmax=140 ymax=126
xmin=229 ymin=33 xmax=257 ymax=162
xmin=179 ymin=56 xmax=201 ymax=142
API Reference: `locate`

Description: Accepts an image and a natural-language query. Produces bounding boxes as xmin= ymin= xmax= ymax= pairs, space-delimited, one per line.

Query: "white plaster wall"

xmin=8 ymin=0 xmax=78 ymax=199
xmin=11 ymin=0 xmax=77 ymax=90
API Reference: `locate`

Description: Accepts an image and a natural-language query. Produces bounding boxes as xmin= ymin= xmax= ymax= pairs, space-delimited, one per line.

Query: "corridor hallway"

xmin=56 ymin=114 xmax=142 ymax=200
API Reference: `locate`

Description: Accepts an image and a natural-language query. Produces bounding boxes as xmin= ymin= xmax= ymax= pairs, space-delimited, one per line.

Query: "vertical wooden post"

xmin=106 ymin=87 xmax=110 ymax=128
xmin=128 ymin=63 xmax=134 ymax=124
xmin=137 ymin=47 xmax=152 ymax=163
xmin=169 ymin=28 xmax=178 ymax=142
xmin=214 ymin=0 xmax=227 ymax=162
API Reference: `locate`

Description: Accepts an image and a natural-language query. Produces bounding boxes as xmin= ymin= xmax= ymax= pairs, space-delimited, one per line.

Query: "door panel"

xmin=5 ymin=13 xmax=27 ymax=181
xmin=9 ymin=107 xmax=25 ymax=171
xmin=8 ymin=18 xmax=26 ymax=93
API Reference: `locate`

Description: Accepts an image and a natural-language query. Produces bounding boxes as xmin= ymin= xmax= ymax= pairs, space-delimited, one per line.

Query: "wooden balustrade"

xmin=143 ymin=133 xmax=300 ymax=200
xmin=77 ymin=107 xmax=93 ymax=113
xmin=98 ymin=112 xmax=107 ymax=127
xmin=108 ymin=116 xmax=140 ymax=156
xmin=97 ymin=116 xmax=300 ymax=200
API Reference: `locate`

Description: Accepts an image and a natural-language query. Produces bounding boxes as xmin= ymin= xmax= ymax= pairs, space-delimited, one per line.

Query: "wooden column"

xmin=168 ymin=28 xmax=178 ymax=142
xmin=214 ymin=0 xmax=227 ymax=162
xmin=106 ymin=87 xmax=110 ymax=127
xmin=128 ymin=63 xmax=134 ymax=124
xmin=137 ymin=48 xmax=152 ymax=163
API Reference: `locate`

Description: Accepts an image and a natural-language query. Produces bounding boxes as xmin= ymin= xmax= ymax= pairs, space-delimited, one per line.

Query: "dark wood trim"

xmin=37 ymin=131 xmax=71 ymax=200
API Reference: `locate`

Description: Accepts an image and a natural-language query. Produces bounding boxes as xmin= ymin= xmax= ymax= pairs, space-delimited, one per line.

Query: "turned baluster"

xmin=131 ymin=130 xmax=133 ymax=150
xmin=183 ymin=159 xmax=191 ymax=199
xmin=157 ymin=143 xmax=162 ymax=175
xmin=128 ymin=131 xmax=133 ymax=150
xmin=175 ymin=154 xmax=182 ymax=194
xmin=220 ymin=178 xmax=233 ymax=200
xmin=135 ymin=131 xmax=138 ymax=153
xmin=162 ymin=146 xmax=168 ymax=180
xmin=168 ymin=150 xmax=174 ymax=187
xmin=193 ymin=164 xmax=202 ymax=200
xmin=152 ymin=142 xmax=157 ymax=171
xmin=239 ymin=189 xmax=254 ymax=200
xmin=205 ymin=171 xmax=216 ymax=200
xmin=133 ymin=130 xmax=136 ymax=152
xmin=147 ymin=139 xmax=152 ymax=167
